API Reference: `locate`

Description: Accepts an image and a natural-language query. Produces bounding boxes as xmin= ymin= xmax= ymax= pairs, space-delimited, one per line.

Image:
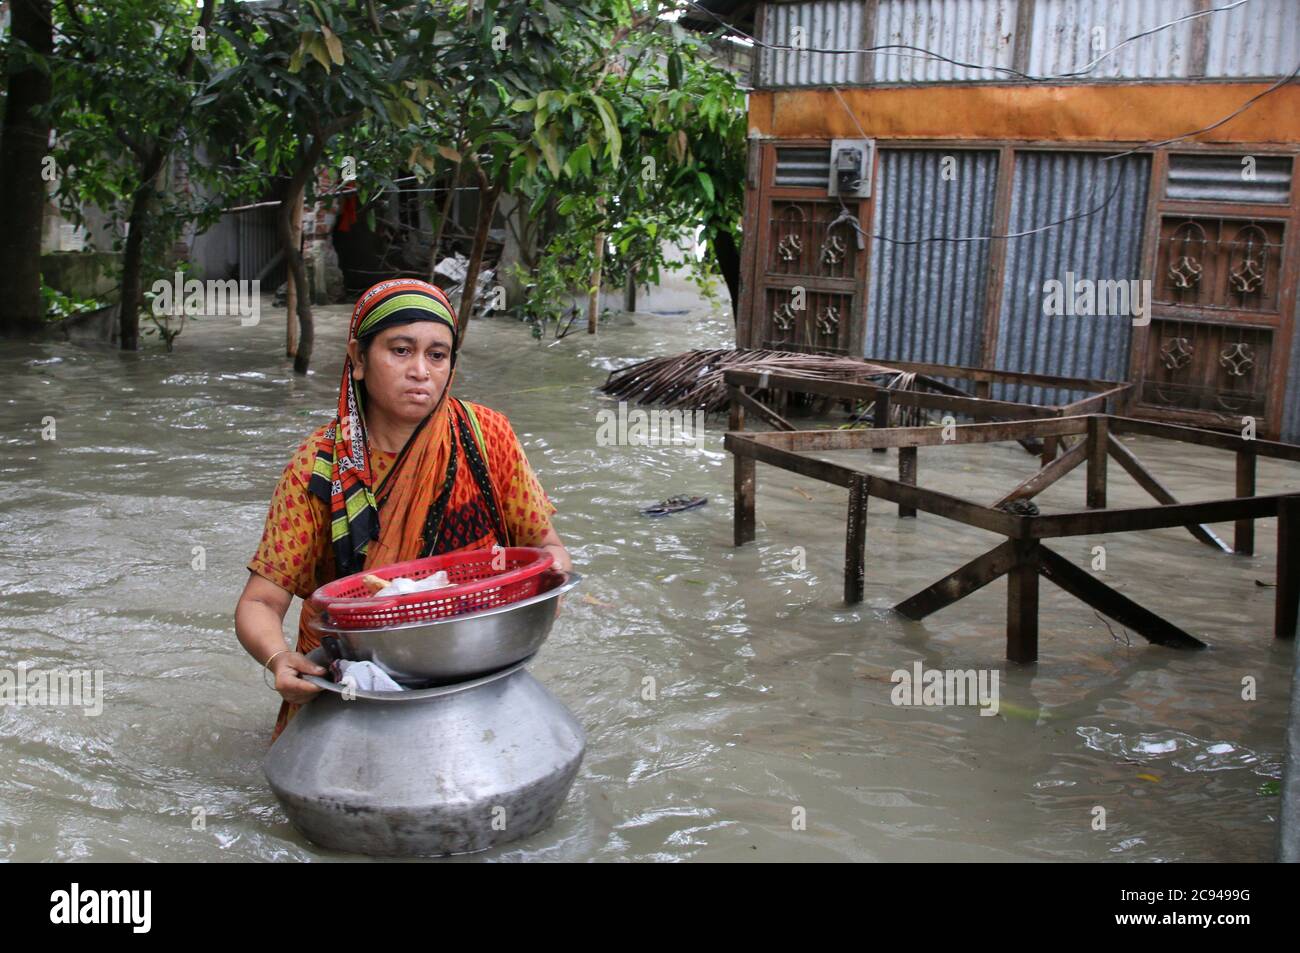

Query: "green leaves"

xmin=535 ymin=124 xmax=561 ymax=178
xmin=695 ymin=170 xmax=714 ymax=203
xmin=587 ymin=92 xmax=621 ymax=168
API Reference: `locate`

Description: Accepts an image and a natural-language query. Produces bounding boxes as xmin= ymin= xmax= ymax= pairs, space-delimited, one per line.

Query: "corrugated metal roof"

xmin=864 ymin=149 xmax=1000 ymax=368
xmin=992 ymin=151 xmax=1152 ymax=406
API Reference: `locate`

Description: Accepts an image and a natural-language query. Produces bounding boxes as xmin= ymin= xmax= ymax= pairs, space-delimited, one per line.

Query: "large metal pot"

xmin=264 ymin=652 xmax=585 ymax=857
xmin=309 ymin=570 xmax=582 ymax=685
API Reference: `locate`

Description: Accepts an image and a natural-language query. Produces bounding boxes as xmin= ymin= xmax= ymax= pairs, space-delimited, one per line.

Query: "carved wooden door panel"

xmin=742 ymin=141 xmax=871 ymax=355
xmin=1133 ymin=151 xmax=1299 ymax=436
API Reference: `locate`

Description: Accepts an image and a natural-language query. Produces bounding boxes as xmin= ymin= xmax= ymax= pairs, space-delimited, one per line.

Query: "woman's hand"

xmin=527 ymin=530 xmax=572 ymax=620
xmin=272 ymin=652 xmax=328 ymax=704
xmin=540 ymin=543 xmax=572 ymax=619
xmin=534 ymin=527 xmax=571 ymax=574
xmin=543 ymin=543 xmax=572 ymax=574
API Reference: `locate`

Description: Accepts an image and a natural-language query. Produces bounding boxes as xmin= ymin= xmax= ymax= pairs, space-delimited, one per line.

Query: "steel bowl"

xmin=308 ymin=569 xmax=581 ymax=685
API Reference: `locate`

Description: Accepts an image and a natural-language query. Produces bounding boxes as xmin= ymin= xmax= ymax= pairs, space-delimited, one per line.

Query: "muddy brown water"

xmin=0 ymin=302 xmax=1295 ymax=861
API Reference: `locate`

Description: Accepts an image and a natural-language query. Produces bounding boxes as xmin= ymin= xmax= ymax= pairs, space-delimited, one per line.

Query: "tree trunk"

xmin=711 ymin=227 xmax=741 ymax=326
xmin=278 ymin=112 xmax=358 ymax=374
xmin=588 ymin=197 xmax=606 ymax=334
xmin=279 ymin=176 xmax=314 ymax=375
xmin=455 ymin=171 xmax=503 ymax=346
xmin=0 ymin=0 xmax=54 ymax=337
xmin=426 ymin=158 xmax=462 ymax=281
xmin=117 ymin=145 xmax=173 ymax=350
xmin=285 ymin=190 xmax=303 ymax=357
xmin=117 ymin=186 xmax=154 ymax=350
xmin=279 ymin=141 xmax=328 ymax=374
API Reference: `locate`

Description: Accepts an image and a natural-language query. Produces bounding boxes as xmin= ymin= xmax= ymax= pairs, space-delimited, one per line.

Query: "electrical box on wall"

xmin=828 ymin=138 xmax=874 ymax=199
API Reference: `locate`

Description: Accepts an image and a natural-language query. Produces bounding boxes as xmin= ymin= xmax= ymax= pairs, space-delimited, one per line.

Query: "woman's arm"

xmin=534 ymin=524 xmax=572 ymax=574
xmin=234 ymin=572 xmax=326 ymax=703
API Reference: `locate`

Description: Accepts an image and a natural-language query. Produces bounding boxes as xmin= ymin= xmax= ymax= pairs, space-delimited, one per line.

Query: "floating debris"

xmin=601 ymin=347 xmax=909 ymax=413
xmin=640 ymin=495 xmax=708 ymax=517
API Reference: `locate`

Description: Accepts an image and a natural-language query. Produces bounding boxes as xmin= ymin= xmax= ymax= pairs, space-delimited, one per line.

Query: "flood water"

xmin=1 ymin=300 xmax=1296 ymax=862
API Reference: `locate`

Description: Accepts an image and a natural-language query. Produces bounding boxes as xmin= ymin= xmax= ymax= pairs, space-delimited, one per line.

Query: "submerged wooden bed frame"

xmin=725 ymin=373 xmax=1300 ymax=662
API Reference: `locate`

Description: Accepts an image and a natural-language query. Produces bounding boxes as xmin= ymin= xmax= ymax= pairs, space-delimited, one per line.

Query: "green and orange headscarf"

xmin=307 ymin=278 xmax=460 ymax=577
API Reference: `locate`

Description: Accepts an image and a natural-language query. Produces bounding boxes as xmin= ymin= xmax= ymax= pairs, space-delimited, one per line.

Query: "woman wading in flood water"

xmin=233 ymin=278 xmax=572 ymax=741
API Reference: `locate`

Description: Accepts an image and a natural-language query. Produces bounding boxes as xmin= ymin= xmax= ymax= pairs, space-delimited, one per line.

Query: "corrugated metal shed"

xmin=991 ymin=151 xmax=1151 ymax=406
xmin=864 ymin=149 xmax=1000 ymax=368
xmin=871 ymin=0 xmax=1018 ymax=83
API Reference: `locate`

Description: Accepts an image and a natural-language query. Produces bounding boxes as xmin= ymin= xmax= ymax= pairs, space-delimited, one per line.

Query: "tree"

xmin=508 ymin=8 xmax=747 ymax=329
xmin=411 ymin=0 xmax=617 ymax=343
xmin=210 ymin=0 xmax=427 ymax=374
xmin=46 ymin=0 xmax=218 ymax=350
xmin=0 ymin=0 xmax=54 ymax=337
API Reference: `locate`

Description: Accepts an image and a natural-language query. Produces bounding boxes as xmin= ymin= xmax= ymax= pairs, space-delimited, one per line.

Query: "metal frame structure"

xmin=726 ymin=412 xmax=1300 ymax=663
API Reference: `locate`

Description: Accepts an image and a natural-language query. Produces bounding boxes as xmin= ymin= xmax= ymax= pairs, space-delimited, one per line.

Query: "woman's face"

xmin=348 ymin=321 xmax=455 ymax=427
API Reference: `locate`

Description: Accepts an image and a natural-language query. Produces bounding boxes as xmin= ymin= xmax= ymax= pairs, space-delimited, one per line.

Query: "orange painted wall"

xmin=748 ymin=84 xmax=1300 ymax=144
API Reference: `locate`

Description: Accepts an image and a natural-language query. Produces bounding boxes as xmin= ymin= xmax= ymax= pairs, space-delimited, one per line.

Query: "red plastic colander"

xmin=309 ymin=547 xmax=555 ymax=629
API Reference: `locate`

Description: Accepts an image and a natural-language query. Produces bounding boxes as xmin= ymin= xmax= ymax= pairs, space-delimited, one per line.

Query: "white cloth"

xmin=374 ymin=570 xmax=453 ymax=597
xmin=331 ymin=660 xmax=404 ymax=692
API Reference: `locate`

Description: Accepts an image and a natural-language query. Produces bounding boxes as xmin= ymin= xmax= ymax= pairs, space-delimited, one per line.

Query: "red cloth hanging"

xmin=337 ymin=193 xmax=358 ymax=233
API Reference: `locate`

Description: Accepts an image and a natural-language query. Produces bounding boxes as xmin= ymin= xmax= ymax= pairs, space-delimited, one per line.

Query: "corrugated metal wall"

xmin=757 ymin=0 xmax=1300 ymax=86
xmin=865 ymin=149 xmax=999 ymax=369
xmin=871 ymin=0 xmax=1018 ymax=83
xmin=991 ymin=151 xmax=1151 ymax=406
xmin=236 ymin=207 xmax=285 ymax=285
xmin=1284 ymin=296 xmax=1300 ymax=443
xmin=758 ymin=0 xmax=869 ymax=87
xmin=1025 ymin=0 xmax=1199 ymax=80
xmin=1204 ymin=0 xmax=1300 ymax=79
